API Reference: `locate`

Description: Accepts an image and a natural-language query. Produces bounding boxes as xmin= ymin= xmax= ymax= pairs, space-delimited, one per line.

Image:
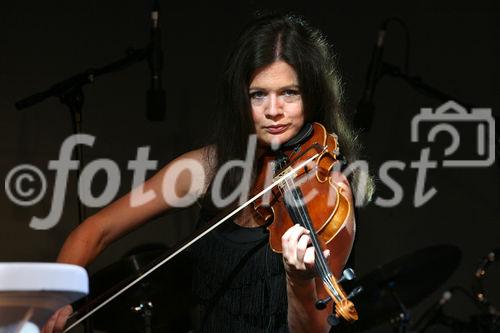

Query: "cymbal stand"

xmin=131 ymin=301 xmax=154 ymax=333
xmin=388 ymin=283 xmax=412 ymax=333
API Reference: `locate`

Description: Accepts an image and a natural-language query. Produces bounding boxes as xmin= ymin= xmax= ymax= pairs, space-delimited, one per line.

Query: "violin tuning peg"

xmin=327 ymin=314 xmax=340 ymax=326
xmin=338 ymin=268 xmax=356 ymax=283
xmin=348 ymin=286 xmax=363 ymax=300
xmin=315 ymin=296 xmax=332 ymax=310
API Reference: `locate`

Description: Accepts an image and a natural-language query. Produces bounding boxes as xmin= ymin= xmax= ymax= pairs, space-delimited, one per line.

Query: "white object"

xmin=0 ymin=263 xmax=88 ymax=333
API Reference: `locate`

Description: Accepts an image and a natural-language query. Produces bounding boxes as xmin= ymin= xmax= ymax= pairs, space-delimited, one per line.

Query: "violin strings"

xmin=282 ymin=176 xmax=339 ymax=300
xmin=292 ymin=186 xmax=337 ymax=297
xmin=291 ymin=186 xmax=341 ymax=300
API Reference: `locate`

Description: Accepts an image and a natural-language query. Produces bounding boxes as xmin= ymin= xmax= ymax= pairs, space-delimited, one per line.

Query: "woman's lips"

xmin=265 ymin=124 xmax=289 ymax=135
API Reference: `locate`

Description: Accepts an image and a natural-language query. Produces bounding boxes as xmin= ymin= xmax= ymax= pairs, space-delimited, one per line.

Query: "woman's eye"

xmin=249 ymin=91 xmax=266 ymax=99
xmin=283 ymin=89 xmax=299 ymax=96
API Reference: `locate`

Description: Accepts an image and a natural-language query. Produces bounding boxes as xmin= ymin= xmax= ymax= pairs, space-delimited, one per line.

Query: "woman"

xmin=44 ymin=13 xmax=371 ymax=333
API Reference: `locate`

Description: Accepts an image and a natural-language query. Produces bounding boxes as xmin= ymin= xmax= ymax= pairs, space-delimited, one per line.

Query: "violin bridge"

xmin=274 ymin=166 xmax=295 ymax=191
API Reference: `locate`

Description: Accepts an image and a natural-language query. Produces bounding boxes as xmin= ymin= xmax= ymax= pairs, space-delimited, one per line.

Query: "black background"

xmin=0 ymin=1 xmax=498 ymax=332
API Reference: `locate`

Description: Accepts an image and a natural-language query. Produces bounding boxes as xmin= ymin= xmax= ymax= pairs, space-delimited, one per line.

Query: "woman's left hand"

xmin=281 ymin=224 xmax=330 ymax=282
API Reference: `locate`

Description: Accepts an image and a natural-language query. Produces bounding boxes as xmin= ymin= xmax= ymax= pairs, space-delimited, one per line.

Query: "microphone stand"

xmin=15 ymin=47 xmax=149 ymax=224
xmin=380 ymin=61 xmax=473 ymax=108
xmin=14 ymin=47 xmax=150 ymax=333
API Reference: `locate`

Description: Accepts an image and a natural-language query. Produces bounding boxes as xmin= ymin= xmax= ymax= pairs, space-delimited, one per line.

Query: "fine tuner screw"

xmin=315 ymin=268 xmax=357 ymax=310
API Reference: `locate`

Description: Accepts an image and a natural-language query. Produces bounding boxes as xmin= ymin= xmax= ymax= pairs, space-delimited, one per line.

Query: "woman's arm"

xmin=282 ymin=225 xmax=333 ymax=333
xmin=57 ymin=146 xmax=212 ymax=266
xmin=43 ymin=147 xmax=212 ymax=333
xmin=282 ymin=171 xmax=356 ymax=333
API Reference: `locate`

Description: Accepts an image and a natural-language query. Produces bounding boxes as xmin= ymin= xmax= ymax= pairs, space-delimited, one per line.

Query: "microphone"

xmin=354 ymin=23 xmax=387 ymax=132
xmin=146 ymin=0 xmax=166 ymax=121
xmin=412 ymin=290 xmax=453 ymax=332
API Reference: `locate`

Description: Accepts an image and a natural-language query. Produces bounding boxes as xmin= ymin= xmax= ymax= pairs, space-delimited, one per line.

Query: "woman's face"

xmin=249 ymin=60 xmax=304 ymax=147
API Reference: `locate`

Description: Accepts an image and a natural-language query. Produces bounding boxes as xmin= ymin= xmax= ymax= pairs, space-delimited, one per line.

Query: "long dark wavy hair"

xmin=206 ymin=13 xmax=373 ymax=206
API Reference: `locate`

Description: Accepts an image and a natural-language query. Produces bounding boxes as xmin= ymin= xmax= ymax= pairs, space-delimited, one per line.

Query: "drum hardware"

xmin=337 ymin=244 xmax=461 ymax=332
xmin=474 ymin=248 xmax=500 ymax=317
xmin=130 ymin=301 xmax=154 ymax=333
xmin=387 ymin=283 xmax=412 ymax=333
xmin=83 ymin=244 xmax=193 ymax=333
xmin=472 ymin=247 xmax=500 ymax=332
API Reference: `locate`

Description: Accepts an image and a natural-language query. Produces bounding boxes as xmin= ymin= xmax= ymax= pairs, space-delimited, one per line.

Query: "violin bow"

xmin=64 ymin=151 xmax=323 ymax=332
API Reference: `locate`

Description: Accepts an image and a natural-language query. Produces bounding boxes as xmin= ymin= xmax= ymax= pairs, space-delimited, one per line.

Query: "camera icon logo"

xmin=411 ymin=100 xmax=496 ymax=167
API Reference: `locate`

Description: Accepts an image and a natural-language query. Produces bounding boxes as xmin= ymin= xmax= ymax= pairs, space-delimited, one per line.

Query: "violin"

xmin=64 ymin=122 xmax=361 ymax=331
xmin=252 ymin=122 xmax=361 ymax=325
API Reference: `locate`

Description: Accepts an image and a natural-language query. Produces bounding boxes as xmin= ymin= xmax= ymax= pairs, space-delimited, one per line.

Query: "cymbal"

xmin=88 ymin=245 xmax=193 ymax=333
xmin=342 ymin=244 xmax=461 ymax=331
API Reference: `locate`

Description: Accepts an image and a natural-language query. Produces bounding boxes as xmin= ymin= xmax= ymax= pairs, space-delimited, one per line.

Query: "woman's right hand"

xmin=42 ymin=304 xmax=73 ymax=333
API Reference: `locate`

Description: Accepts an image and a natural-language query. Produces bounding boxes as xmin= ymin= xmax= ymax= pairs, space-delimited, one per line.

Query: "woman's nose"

xmin=265 ymin=94 xmax=283 ymax=117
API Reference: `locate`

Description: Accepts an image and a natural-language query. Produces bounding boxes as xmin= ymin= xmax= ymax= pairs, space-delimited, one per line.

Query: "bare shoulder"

xmin=162 ymin=145 xmax=217 ymax=197
xmin=180 ymin=145 xmax=215 ymax=167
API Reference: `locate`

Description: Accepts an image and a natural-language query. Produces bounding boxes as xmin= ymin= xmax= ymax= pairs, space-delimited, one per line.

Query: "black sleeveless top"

xmin=191 ymin=207 xmax=289 ymax=332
